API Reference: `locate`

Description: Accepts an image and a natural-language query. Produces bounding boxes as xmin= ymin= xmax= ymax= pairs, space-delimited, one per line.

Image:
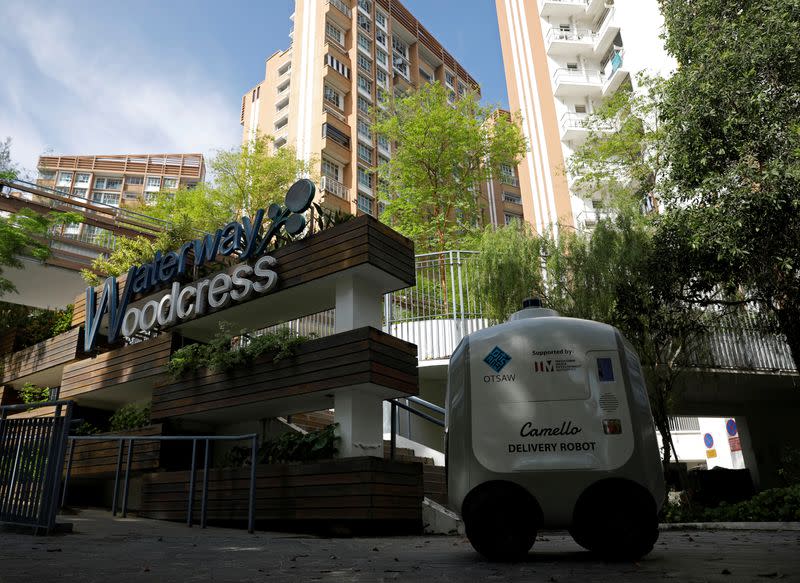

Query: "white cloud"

xmin=0 ymin=1 xmax=239 ymax=176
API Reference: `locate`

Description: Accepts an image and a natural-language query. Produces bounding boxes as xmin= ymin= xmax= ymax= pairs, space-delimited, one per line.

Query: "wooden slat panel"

xmin=151 ymin=327 xmax=417 ymax=420
xmin=60 ymin=333 xmax=173 ymax=399
xmin=66 ymin=424 xmax=163 ymax=477
xmin=0 ymin=328 xmax=82 ymax=384
xmin=140 ymin=457 xmax=424 ymax=526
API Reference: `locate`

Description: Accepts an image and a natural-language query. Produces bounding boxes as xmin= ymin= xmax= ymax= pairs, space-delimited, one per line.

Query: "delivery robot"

xmin=446 ymin=299 xmax=665 ymax=561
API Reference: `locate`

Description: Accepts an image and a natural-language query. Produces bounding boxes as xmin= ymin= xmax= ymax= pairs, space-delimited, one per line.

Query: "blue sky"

xmin=0 ymin=0 xmax=508 ymax=177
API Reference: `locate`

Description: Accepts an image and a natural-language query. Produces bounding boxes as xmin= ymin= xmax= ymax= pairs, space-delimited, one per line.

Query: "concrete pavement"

xmin=0 ymin=509 xmax=798 ymax=582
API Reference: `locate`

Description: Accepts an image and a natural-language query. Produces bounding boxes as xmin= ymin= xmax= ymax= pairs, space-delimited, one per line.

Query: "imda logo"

xmin=534 ymin=360 xmax=555 ymax=373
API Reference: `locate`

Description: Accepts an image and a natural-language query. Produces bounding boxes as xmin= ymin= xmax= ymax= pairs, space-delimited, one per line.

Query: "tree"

xmin=658 ymin=0 xmax=800 ymax=368
xmin=374 ymin=83 xmax=527 ymax=253
xmin=0 ymin=137 xmax=19 ymax=180
xmin=0 ymin=210 xmax=82 ymax=296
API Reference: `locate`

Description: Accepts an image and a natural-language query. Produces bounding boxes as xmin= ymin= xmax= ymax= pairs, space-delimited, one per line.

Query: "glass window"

xmin=146 ymin=177 xmax=161 ymax=191
xmin=94 ymin=177 xmax=122 ymax=190
xmin=357 ymin=33 xmax=372 ymax=53
xmin=72 ymin=188 xmax=88 ymax=199
xmin=357 ymin=143 xmax=373 ymax=163
xmin=321 ymin=158 xmax=340 ymax=181
xmin=358 ymin=0 xmax=372 ymax=12
xmin=163 ymin=178 xmax=178 ymax=189
xmin=504 ymin=213 xmax=522 ymax=225
xmin=357 ymin=53 xmax=372 ymax=74
xmin=375 ymin=29 xmax=387 ymax=48
xmin=377 ymin=135 xmax=390 ymax=152
xmin=92 ymin=191 xmax=120 ymax=206
xmin=357 ymin=117 xmax=372 ymax=138
xmin=376 ymin=48 xmax=388 ymax=68
xmin=38 ymin=170 xmax=56 ymax=181
xmin=392 ymin=36 xmax=408 ymax=57
xmin=357 ymin=166 xmax=372 ymax=189
xmin=325 ymin=21 xmax=343 ymax=45
xmin=75 ymin=173 xmax=90 ymax=185
xmin=357 ymin=12 xmax=371 ymax=34
xmin=56 ymin=172 xmax=72 ymax=186
xmin=376 ymin=69 xmax=388 ymax=89
xmin=419 ymin=68 xmax=432 ymax=83
xmin=375 ymin=9 xmax=387 ymax=29
xmin=357 ymin=75 xmax=372 ymax=94
xmin=324 ymin=85 xmax=343 ymax=109
xmin=445 ymin=70 xmax=455 ymax=87
xmin=126 ymin=176 xmax=144 ymax=185
xmin=357 ymin=192 xmax=373 ymax=215
xmin=357 ymin=95 xmax=371 ymax=114
xmin=325 ymin=54 xmax=350 ymax=78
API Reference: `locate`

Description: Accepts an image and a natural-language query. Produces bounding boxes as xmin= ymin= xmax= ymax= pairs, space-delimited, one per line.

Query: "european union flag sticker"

xmin=597 ymin=357 xmax=614 ymax=382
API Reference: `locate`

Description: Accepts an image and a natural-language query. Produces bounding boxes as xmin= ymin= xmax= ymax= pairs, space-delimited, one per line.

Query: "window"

xmin=146 ymin=176 xmax=161 ymax=190
xmin=376 ymin=69 xmax=388 ymax=89
xmin=325 ymin=21 xmax=344 ymax=46
xmin=357 ymin=166 xmax=372 ymax=190
xmin=375 ymin=9 xmax=387 ymax=29
xmin=72 ymin=188 xmax=87 ymax=199
xmin=324 ymin=85 xmax=343 ymax=109
xmin=94 ymin=177 xmax=122 ymax=190
xmin=322 ymin=158 xmax=341 ymax=181
xmin=419 ymin=68 xmax=432 ymax=83
xmin=504 ymin=213 xmax=522 ymax=225
xmin=357 ymin=33 xmax=372 ymax=53
xmin=377 ymin=135 xmax=390 ymax=153
xmin=458 ymin=82 xmax=466 ymax=97
xmin=56 ymin=172 xmax=72 ymax=186
xmin=566 ymin=62 xmax=579 ymax=70
xmin=445 ymin=70 xmax=455 ymax=87
xmin=38 ymin=170 xmax=56 ymax=181
xmin=376 ymin=48 xmax=388 ymax=69
xmin=392 ymin=36 xmax=408 ymax=58
xmin=325 ymin=54 xmax=350 ymax=78
xmin=357 ymin=143 xmax=373 ymax=163
xmin=278 ymin=62 xmax=291 ymax=76
xmin=574 ymin=104 xmax=587 ymax=114
xmin=378 ymin=155 xmax=389 ymax=167
xmin=358 ymin=0 xmax=372 ymax=13
xmin=75 ymin=173 xmax=90 ymax=185
xmin=375 ymin=29 xmax=387 ymax=48
xmin=503 ymin=192 xmax=522 ymax=204
xmin=163 ymin=178 xmax=178 ymax=189
xmin=126 ymin=176 xmax=143 ymax=185
xmin=357 ymin=192 xmax=373 ymax=215
xmin=357 ymin=74 xmax=372 ymax=95
xmin=357 ymin=12 xmax=371 ymax=34
xmin=500 ymin=164 xmax=515 ymax=176
xmin=357 ymin=95 xmax=370 ymax=114
xmin=93 ymin=191 xmax=120 ymax=206
xmin=357 ymin=53 xmax=372 ymax=74
xmin=322 ymin=123 xmax=350 ymax=148
xmin=357 ymin=117 xmax=372 ymax=139
xmin=393 ymin=54 xmax=408 ymax=78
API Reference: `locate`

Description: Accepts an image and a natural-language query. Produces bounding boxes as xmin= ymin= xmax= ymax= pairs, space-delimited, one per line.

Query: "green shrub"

xmin=168 ymin=323 xmax=309 ymax=378
xmin=109 ymin=402 xmax=151 ymax=432
xmin=72 ymin=421 xmax=101 ymax=436
xmin=222 ymin=424 xmax=339 ymax=468
xmin=661 ymin=485 xmax=800 ymax=522
xmin=19 ymin=382 xmax=50 ymax=404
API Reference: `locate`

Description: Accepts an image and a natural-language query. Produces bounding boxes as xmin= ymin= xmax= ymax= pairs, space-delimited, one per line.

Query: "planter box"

xmin=140 ymin=456 xmax=424 ymax=534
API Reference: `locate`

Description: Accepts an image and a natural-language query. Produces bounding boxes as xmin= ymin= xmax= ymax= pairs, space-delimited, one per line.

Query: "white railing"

xmin=553 ymin=67 xmax=603 ymax=87
xmin=546 ymin=27 xmax=595 ymax=47
xmin=327 ymin=0 xmax=352 ymax=18
xmin=499 ymin=173 xmax=519 ymax=187
xmin=561 ymin=111 xmax=589 ymax=130
xmin=320 ymin=176 xmax=350 ymax=202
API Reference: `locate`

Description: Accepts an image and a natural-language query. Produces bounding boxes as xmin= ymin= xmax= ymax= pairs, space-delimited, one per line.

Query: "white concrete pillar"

xmin=335 ymin=390 xmax=384 ymax=458
xmin=334 ymin=273 xmax=382 ymax=333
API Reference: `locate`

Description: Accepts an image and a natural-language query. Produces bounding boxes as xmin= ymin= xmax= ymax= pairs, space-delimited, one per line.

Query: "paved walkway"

xmin=0 ymin=510 xmax=798 ymax=582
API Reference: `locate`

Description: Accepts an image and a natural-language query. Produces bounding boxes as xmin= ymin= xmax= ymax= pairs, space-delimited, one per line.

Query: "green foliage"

xmin=662 ymin=485 xmax=800 ymax=523
xmin=168 ymin=323 xmax=309 ymax=378
xmin=472 ymin=222 xmax=544 ymax=322
xmin=72 ymin=421 xmax=101 ymax=436
xmin=222 ymin=424 xmax=339 ymax=468
xmin=0 ymin=137 xmax=18 ymax=180
xmin=0 ymin=303 xmax=74 ymax=350
xmin=778 ymin=447 xmax=800 ymax=486
xmin=19 ymin=382 xmax=50 ymax=404
xmin=137 ymin=182 xmax=233 ymax=234
xmin=657 ymin=0 xmax=800 ymax=368
xmin=0 ymin=210 xmax=81 ymax=296
xmin=109 ymin=402 xmax=151 ymax=432
xmin=374 ymin=83 xmax=527 ymax=253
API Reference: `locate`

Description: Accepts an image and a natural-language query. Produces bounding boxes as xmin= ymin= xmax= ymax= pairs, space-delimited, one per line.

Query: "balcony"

xmin=539 ymin=0 xmax=588 ymax=18
xmin=326 ymin=0 xmax=352 ymax=28
xmin=602 ymin=50 xmax=627 ymax=96
xmin=499 ymin=173 xmax=519 ymax=187
xmin=552 ymin=67 xmax=602 ymax=97
xmin=593 ymin=8 xmax=620 ymax=57
xmin=577 ymin=208 xmax=615 ymax=229
xmin=560 ymin=111 xmax=589 ymax=141
xmin=322 ymin=122 xmax=351 ymax=163
xmin=321 ymin=175 xmax=351 ymax=202
xmin=546 ymin=27 xmax=596 ymax=57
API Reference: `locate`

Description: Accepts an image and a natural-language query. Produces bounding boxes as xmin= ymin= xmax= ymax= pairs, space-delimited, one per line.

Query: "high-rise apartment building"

xmin=240 ymin=0 xmax=480 ymax=219
xmin=496 ymin=0 xmax=674 ymax=235
xmin=36 ymin=152 xmax=205 ymax=245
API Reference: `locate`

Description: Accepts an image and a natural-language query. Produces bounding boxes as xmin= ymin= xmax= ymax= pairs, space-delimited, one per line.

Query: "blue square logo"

xmin=484 ymin=346 xmax=511 ymax=373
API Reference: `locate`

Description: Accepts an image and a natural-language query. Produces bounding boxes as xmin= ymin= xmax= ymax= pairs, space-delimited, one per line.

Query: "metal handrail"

xmin=387 ymin=396 xmax=445 ymax=460
xmin=62 ymin=433 xmax=259 ymax=533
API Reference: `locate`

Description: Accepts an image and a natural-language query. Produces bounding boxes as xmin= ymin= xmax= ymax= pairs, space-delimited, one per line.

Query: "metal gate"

xmin=0 ymin=401 xmax=73 ymax=533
